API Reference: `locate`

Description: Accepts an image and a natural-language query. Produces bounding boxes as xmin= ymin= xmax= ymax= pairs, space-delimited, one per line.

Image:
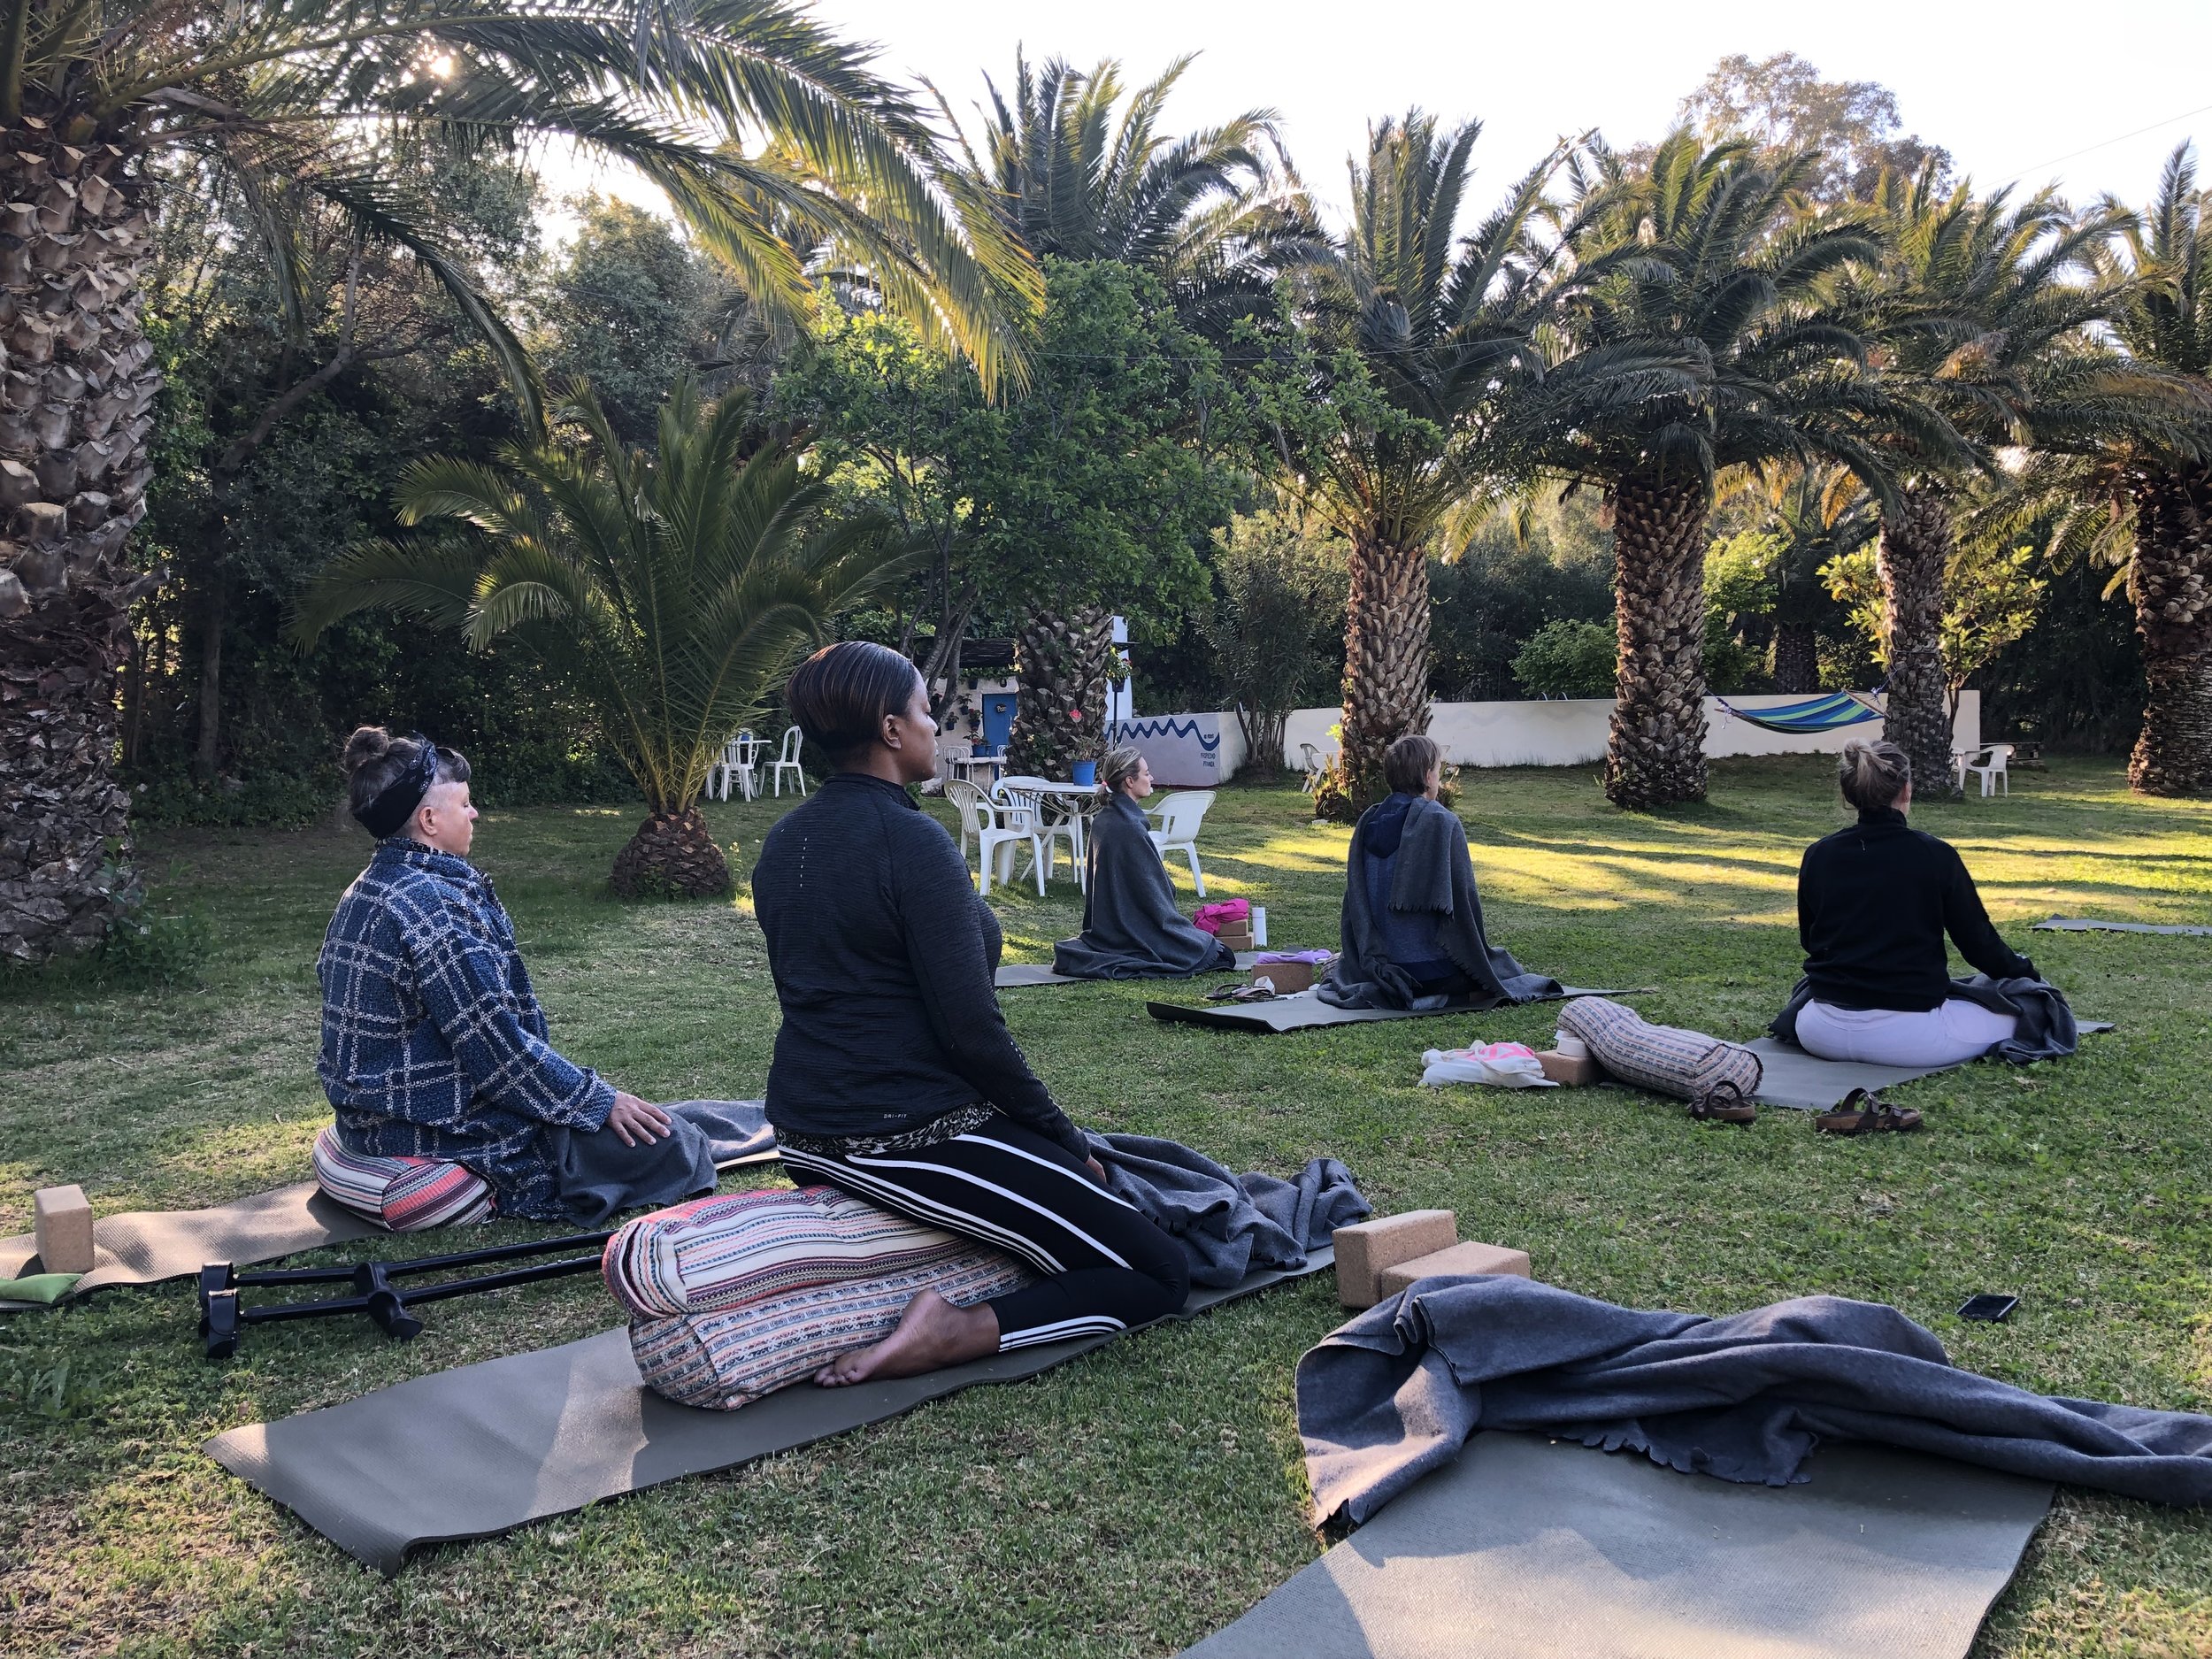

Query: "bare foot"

xmin=814 ymin=1290 xmax=999 ymax=1386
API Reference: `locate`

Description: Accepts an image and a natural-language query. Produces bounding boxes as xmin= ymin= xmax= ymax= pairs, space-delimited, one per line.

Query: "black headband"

xmin=353 ymin=735 xmax=442 ymax=840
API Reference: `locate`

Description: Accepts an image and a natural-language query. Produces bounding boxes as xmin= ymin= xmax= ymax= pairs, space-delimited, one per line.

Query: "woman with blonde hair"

xmin=1051 ymin=745 xmax=1234 ymax=979
xmin=1777 ymin=739 xmax=2062 ymax=1082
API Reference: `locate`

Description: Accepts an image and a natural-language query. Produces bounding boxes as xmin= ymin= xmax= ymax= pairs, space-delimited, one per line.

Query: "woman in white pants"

xmin=1791 ymin=741 xmax=2038 ymax=1068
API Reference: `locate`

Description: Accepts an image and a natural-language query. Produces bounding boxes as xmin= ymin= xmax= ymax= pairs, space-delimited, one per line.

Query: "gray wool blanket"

xmin=1053 ymin=793 xmax=1236 ymax=979
xmin=1770 ymin=972 xmax=2081 ymax=1063
xmin=1318 ymin=795 xmax=1559 ymax=1011
xmin=1087 ymin=1132 xmax=1370 ymax=1288
xmin=1299 ymin=1275 xmax=2212 ymax=1526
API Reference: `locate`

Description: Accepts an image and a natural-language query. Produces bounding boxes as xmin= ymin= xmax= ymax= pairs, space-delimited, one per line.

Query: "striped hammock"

xmin=1714 ymin=691 xmax=1883 ymax=734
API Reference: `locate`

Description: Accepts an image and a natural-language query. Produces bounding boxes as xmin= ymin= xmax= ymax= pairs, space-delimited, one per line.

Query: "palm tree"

xmin=1265 ymin=113 xmax=1691 ymax=813
xmin=291 ymin=378 xmax=911 ymax=895
xmin=2102 ymin=146 xmax=2212 ymax=794
xmin=1729 ymin=464 xmax=1878 ymax=691
xmin=934 ymin=50 xmax=1317 ymax=777
xmin=0 ymin=0 xmax=1034 ymax=964
xmin=1851 ymin=166 xmax=2139 ymax=790
xmin=1548 ymin=131 xmax=1909 ymax=808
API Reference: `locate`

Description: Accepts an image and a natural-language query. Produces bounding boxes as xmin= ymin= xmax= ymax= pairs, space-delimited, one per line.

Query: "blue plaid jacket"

xmin=317 ymin=841 xmax=614 ymax=1220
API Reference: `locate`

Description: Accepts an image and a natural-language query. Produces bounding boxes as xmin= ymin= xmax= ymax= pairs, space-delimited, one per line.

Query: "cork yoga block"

xmin=33 ymin=1185 xmax=95 ymax=1275
xmin=1333 ymin=1210 xmax=1458 ymax=1309
xmin=1376 ymin=1240 xmax=1532 ymax=1300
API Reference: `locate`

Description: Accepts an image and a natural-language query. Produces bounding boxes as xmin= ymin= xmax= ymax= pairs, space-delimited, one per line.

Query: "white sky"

xmin=549 ymin=0 xmax=2212 ymax=232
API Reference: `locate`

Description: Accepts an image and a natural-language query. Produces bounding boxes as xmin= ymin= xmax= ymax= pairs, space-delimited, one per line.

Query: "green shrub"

xmin=95 ymin=902 xmax=214 ymax=987
xmin=1511 ymin=619 xmax=1617 ymax=698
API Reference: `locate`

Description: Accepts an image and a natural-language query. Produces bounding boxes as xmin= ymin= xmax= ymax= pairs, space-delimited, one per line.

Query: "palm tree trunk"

xmin=1604 ymin=475 xmax=1710 ymax=809
xmin=611 ymin=808 xmax=733 ymax=899
xmin=1325 ymin=533 xmax=1429 ymax=818
xmin=1877 ymin=488 xmax=1955 ymax=795
xmin=2125 ymin=463 xmax=2212 ymax=796
xmin=0 ymin=126 xmax=160 ymax=964
xmin=1010 ymin=605 xmax=1112 ymax=777
xmin=1772 ymin=621 xmax=1819 ymax=694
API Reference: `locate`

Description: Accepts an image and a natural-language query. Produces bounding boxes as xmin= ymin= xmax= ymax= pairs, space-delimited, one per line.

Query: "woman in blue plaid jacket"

xmin=315 ymin=727 xmax=764 ymax=1225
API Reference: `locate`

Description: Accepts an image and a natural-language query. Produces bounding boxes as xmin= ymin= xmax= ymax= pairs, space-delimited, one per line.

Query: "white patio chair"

xmin=1956 ymin=743 xmax=2014 ymax=798
xmin=1146 ymin=789 xmax=1216 ymax=896
xmin=945 ymin=779 xmax=1043 ymax=896
xmin=708 ymin=730 xmax=762 ymax=802
xmin=996 ymin=775 xmax=1084 ymax=890
xmin=769 ymin=726 xmax=807 ymax=796
xmin=1298 ymin=742 xmax=1325 ymax=795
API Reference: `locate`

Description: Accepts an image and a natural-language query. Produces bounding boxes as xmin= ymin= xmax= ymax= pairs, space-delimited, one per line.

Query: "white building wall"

xmin=1272 ymin=692 xmax=1979 ymax=773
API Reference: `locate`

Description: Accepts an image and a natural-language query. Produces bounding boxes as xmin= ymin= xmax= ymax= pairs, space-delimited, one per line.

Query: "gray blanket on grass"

xmin=1087 ymin=1132 xmax=1370 ymax=1287
xmin=1318 ymin=795 xmax=1559 ymax=1011
xmin=1297 ymin=1275 xmax=2212 ymax=1527
xmin=1770 ymin=973 xmax=2081 ymax=1063
xmin=1054 ymin=793 xmax=1235 ymax=980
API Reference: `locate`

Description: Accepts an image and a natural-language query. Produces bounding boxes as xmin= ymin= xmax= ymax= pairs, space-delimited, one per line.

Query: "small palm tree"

xmin=2101 ymin=146 xmax=2212 ymax=794
xmin=290 ymin=379 xmax=914 ymax=895
xmin=0 ymin=0 xmax=1033 ymax=964
xmin=1728 ymin=464 xmax=1878 ymax=691
xmin=1850 ymin=167 xmax=2140 ymax=789
xmin=1548 ymin=131 xmax=1912 ymax=808
xmin=935 ymin=50 xmax=1318 ymax=776
xmin=1271 ymin=112 xmax=1691 ymax=812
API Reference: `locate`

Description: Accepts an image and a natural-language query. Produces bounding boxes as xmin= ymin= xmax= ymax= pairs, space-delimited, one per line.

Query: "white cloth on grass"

xmin=1793 ymin=998 xmax=2018 ymax=1068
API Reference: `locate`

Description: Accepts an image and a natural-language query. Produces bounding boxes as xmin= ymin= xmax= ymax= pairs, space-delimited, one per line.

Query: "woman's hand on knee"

xmin=1084 ymin=1155 xmax=1110 ymax=1187
xmin=608 ymin=1091 xmax=673 ymax=1146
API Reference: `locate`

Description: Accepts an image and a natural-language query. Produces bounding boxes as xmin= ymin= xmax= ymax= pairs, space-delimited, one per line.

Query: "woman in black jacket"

xmin=752 ymin=642 xmax=1187 ymax=1386
xmin=1789 ymin=741 xmax=2035 ymax=1066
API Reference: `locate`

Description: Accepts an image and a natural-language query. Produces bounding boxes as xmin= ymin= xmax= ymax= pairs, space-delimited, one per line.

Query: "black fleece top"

xmin=751 ymin=772 xmax=1086 ymax=1157
xmin=1796 ymin=807 xmax=2036 ymax=1012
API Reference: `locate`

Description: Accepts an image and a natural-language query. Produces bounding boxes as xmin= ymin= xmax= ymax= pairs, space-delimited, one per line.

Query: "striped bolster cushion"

xmin=630 ymin=1248 xmax=1033 ymax=1409
xmin=602 ymin=1185 xmax=985 ymax=1321
xmin=311 ymin=1125 xmax=495 ymax=1233
xmin=1556 ymin=995 xmax=1763 ymax=1106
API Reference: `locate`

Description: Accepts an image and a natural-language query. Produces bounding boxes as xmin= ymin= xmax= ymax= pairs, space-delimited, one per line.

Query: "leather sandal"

xmin=1688 ymin=1081 xmax=1758 ymax=1125
xmin=1815 ymin=1088 xmax=1924 ymax=1135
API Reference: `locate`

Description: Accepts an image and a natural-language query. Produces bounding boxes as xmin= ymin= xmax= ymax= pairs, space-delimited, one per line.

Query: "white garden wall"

xmin=1274 ymin=692 xmax=1979 ymax=772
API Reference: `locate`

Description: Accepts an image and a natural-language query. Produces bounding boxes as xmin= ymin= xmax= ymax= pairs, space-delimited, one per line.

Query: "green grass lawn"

xmin=4 ymin=756 xmax=2210 ymax=1657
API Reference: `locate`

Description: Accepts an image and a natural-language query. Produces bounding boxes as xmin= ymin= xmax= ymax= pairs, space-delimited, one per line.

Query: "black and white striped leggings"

xmin=778 ymin=1112 xmax=1191 ymax=1351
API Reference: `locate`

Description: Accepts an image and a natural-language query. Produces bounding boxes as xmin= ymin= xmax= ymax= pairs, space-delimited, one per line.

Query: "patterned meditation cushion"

xmin=1555 ymin=996 xmax=1763 ymax=1107
xmin=631 ymin=1248 xmax=1033 ymax=1409
xmin=311 ymin=1124 xmax=495 ymax=1233
xmin=601 ymin=1185 xmax=1000 ymax=1321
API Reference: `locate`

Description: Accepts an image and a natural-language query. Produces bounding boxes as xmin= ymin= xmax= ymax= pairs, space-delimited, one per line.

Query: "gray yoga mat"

xmin=0 ymin=1144 xmax=784 ymax=1313
xmin=0 ymin=1183 xmax=385 ymax=1311
xmin=207 ymin=1248 xmax=1332 ymax=1574
xmin=1148 ymin=988 xmax=1624 ymax=1034
xmin=2034 ymin=917 xmax=2212 ymax=938
xmin=1744 ymin=1028 xmax=2113 ymax=1112
xmin=997 ymin=952 xmax=1264 ymax=988
xmin=1182 ymin=1430 xmax=2052 ymax=1659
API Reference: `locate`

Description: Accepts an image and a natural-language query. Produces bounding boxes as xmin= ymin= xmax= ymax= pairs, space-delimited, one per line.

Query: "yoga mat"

xmin=2034 ymin=917 xmax=2212 ymax=938
xmin=207 ymin=1249 xmax=1333 ymax=1574
xmin=1148 ymin=988 xmax=1625 ymax=1034
xmin=0 ymin=1144 xmax=784 ymax=1312
xmin=1181 ymin=1430 xmax=2052 ymax=1659
xmin=996 ymin=952 xmax=1264 ymax=988
xmin=1744 ymin=1029 xmax=2112 ymax=1112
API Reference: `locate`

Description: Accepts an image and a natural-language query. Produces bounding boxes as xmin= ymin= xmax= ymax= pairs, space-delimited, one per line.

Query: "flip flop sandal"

xmin=1815 ymin=1088 xmax=1925 ymax=1135
xmin=1206 ymin=981 xmax=1279 ymax=1003
xmin=1688 ymin=1081 xmax=1758 ymax=1125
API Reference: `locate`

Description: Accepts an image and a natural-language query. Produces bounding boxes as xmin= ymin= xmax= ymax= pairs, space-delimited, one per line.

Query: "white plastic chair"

xmin=1146 ymin=789 xmax=1216 ymax=896
xmin=770 ymin=726 xmax=807 ymax=796
xmin=945 ymin=779 xmax=1043 ymax=896
xmin=1298 ymin=742 xmax=1325 ymax=795
xmin=1956 ymin=743 xmax=2013 ymax=798
xmin=709 ymin=730 xmax=761 ymax=802
xmin=995 ymin=775 xmax=1085 ymax=891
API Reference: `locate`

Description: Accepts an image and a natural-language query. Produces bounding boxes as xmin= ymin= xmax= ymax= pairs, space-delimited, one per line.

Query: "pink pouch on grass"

xmin=1192 ymin=900 xmax=1250 ymax=934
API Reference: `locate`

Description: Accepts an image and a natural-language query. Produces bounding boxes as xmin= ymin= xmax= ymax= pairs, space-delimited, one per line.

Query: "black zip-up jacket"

xmin=1796 ymin=807 xmax=2036 ymax=1012
xmin=751 ymin=772 xmax=1086 ymax=1157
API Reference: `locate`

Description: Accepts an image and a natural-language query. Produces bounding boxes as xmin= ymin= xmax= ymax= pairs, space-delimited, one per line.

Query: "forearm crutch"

xmin=196 ymin=1229 xmax=615 ymax=1359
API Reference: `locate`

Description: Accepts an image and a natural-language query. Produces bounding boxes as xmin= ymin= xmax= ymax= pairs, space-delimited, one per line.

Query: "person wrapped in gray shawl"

xmin=1053 ymin=791 xmax=1234 ymax=979
xmin=1297 ymin=1274 xmax=2212 ymax=1527
xmin=1318 ymin=792 xmax=1560 ymax=1010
